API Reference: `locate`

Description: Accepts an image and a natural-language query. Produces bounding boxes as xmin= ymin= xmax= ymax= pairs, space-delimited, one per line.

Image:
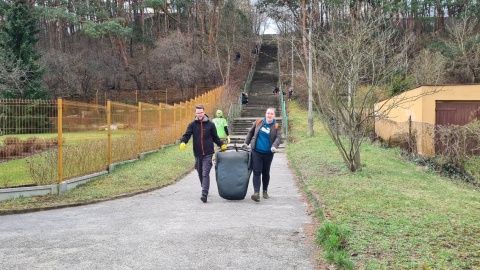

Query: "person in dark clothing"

xmin=242 ymin=92 xmax=249 ymax=105
xmin=273 ymin=86 xmax=280 ymax=95
xmin=242 ymin=107 xmax=282 ymax=202
xmin=288 ymin=87 xmax=293 ymax=101
xmin=252 ymin=44 xmax=259 ymax=59
xmin=180 ymin=104 xmax=226 ymax=203
xmin=235 ymin=51 xmax=241 ymax=64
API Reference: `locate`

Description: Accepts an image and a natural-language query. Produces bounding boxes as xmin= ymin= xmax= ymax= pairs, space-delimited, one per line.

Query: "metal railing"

xmin=276 ymin=37 xmax=289 ymax=142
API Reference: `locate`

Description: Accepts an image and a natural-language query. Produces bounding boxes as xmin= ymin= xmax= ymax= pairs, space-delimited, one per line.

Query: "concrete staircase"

xmin=229 ymin=37 xmax=283 ymax=146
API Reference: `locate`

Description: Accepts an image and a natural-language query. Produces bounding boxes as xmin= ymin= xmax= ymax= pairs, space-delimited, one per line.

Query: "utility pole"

xmin=291 ymin=35 xmax=294 ymax=89
xmin=307 ymin=28 xmax=314 ymax=137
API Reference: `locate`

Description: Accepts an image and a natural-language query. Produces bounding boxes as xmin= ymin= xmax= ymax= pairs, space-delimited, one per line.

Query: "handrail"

xmin=276 ymin=37 xmax=289 ymax=142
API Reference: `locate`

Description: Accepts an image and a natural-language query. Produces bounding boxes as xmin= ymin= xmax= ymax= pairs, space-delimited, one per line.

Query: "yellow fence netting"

xmin=0 ymin=86 xmax=224 ymax=187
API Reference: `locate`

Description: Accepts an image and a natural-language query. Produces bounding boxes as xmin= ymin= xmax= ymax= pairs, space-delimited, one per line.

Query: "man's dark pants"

xmin=195 ymin=154 xmax=213 ymax=196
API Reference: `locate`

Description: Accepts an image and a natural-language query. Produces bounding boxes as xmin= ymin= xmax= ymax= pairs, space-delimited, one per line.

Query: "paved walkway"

xmin=0 ymin=153 xmax=316 ymax=269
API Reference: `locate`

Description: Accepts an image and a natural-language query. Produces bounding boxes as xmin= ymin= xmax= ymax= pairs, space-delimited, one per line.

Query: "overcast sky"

xmin=261 ymin=17 xmax=278 ymax=34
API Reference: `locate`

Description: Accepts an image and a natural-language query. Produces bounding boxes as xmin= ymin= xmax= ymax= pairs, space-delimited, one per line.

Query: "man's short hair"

xmin=195 ymin=104 xmax=204 ymax=110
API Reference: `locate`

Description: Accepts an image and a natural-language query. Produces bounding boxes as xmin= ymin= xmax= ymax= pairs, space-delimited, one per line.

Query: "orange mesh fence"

xmin=139 ymin=102 xmax=161 ymax=153
xmin=57 ymin=100 xmax=109 ymax=181
xmin=110 ymin=102 xmax=138 ymax=163
xmin=0 ymin=98 xmax=58 ymax=187
xmin=0 ymin=86 xmax=226 ymax=189
xmin=159 ymin=103 xmax=176 ymax=145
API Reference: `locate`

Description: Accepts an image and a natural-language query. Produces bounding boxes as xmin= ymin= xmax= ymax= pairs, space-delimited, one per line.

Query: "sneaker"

xmin=201 ymin=194 xmax=207 ymax=203
xmin=263 ymin=191 xmax=269 ymax=199
xmin=251 ymin=192 xmax=260 ymax=202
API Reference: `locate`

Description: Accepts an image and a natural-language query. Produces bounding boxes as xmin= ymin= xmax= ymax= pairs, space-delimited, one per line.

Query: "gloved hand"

xmin=270 ymin=146 xmax=277 ymax=153
xmin=227 ymin=136 xmax=231 ymax=144
xmin=221 ymin=144 xmax=227 ymax=151
xmin=241 ymin=144 xmax=248 ymax=150
xmin=179 ymin=142 xmax=186 ymax=150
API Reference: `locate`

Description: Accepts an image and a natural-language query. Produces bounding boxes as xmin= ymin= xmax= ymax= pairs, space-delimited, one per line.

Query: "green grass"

xmin=0 ymin=159 xmax=32 ymax=187
xmin=0 ymin=130 xmax=135 ymax=146
xmin=0 ymin=144 xmax=194 ymax=212
xmin=286 ymin=102 xmax=480 ymax=269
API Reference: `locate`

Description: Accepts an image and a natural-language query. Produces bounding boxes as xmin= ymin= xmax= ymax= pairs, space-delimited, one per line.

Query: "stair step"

xmin=230 ymin=39 xmax=283 ymax=139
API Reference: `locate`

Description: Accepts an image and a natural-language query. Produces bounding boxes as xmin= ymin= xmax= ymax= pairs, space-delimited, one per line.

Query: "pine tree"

xmin=0 ymin=0 xmax=48 ymax=99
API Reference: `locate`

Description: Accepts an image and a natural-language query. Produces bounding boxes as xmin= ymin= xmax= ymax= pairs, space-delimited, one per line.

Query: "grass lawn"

xmin=286 ymin=102 xmax=480 ymax=269
xmin=0 ymin=143 xmax=194 ymax=212
xmin=0 ymin=130 xmax=135 ymax=146
xmin=0 ymin=159 xmax=32 ymax=187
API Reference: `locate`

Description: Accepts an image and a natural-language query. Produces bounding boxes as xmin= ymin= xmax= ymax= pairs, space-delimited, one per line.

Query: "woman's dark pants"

xmin=251 ymin=150 xmax=274 ymax=193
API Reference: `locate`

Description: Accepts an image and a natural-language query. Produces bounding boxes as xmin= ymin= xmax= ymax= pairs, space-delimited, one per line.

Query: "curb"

xmin=0 ymin=166 xmax=193 ymax=216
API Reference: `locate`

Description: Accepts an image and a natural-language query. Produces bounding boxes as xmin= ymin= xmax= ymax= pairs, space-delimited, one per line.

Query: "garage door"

xmin=435 ymin=101 xmax=480 ymax=155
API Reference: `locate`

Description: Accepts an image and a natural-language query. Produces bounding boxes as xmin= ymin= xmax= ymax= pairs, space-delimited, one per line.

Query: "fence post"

xmin=138 ymin=102 xmax=142 ymax=156
xmin=57 ymin=98 xmax=63 ymax=184
xmin=158 ymin=103 xmax=162 ymax=148
xmin=107 ymin=100 xmax=112 ymax=170
xmin=408 ymin=115 xmax=412 ymax=154
xmin=174 ymin=103 xmax=177 ymax=142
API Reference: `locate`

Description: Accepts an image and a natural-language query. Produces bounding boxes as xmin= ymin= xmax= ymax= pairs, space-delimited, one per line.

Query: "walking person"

xmin=288 ymin=87 xmax=293 ymax=101
xmin=180 ymin=104 xmax=226 ymax=203
xmin=242 ymin=108 xmax=282 ymax=202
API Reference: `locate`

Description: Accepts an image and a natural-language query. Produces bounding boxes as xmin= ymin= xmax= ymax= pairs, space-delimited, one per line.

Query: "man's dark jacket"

xmin=180 ymin=115 xmax=223 ymax=157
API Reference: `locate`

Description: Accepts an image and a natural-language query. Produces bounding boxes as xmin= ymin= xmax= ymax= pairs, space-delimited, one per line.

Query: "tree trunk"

xmin=208 ymin=0 xmax=217 ymax=54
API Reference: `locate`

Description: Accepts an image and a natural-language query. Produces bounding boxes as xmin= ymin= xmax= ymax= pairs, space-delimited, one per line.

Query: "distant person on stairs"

xmin=242 ymin=92 xmax=249 ymax=105
xmin=252 ymin=44 xmax=259 ymax=59
xmin=273 ymin=86 xmax=280 ymax=95
xmin=273 ymin=86 xmax=285 ymax=96
xmin=179 ymin=104 xmax=226 ymax=203
xmin=242 ymin=107 xmax=282 ymax=202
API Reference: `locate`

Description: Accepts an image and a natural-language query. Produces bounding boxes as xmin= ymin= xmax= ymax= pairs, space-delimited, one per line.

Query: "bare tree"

xmin=441 ymin=17 xmax=480 ymax=83
xmin=411 ymin=49 xmax=447 ymax=85
xmin=314 ymin=17 xmax=420 ymax=172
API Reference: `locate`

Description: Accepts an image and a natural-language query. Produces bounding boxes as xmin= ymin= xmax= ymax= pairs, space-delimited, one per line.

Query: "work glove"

xmin=221 ymin=144 xmax=227 ymax=151
xmin=270 ymin=147 xmax=277 ymax=153
xmin=179 ymin=142 xmax=186 ymax=150
xmin=227 ymin=136 xmax=231 ymax=144
xmin=241 ymin=144 xmax=248 ymax=150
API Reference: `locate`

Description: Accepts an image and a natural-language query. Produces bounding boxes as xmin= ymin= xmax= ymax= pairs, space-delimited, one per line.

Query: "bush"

xmin=3 ymin=136 xmax=21 ymax=145
xmin=27 ymin=150 xmax=57 ymax=186
xmin=0 ymin=137 xmax=60 ymax=160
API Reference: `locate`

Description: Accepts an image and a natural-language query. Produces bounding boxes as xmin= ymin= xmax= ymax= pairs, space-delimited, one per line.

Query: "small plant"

xmin=316 ymin=221 xmax=354 ymax=269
